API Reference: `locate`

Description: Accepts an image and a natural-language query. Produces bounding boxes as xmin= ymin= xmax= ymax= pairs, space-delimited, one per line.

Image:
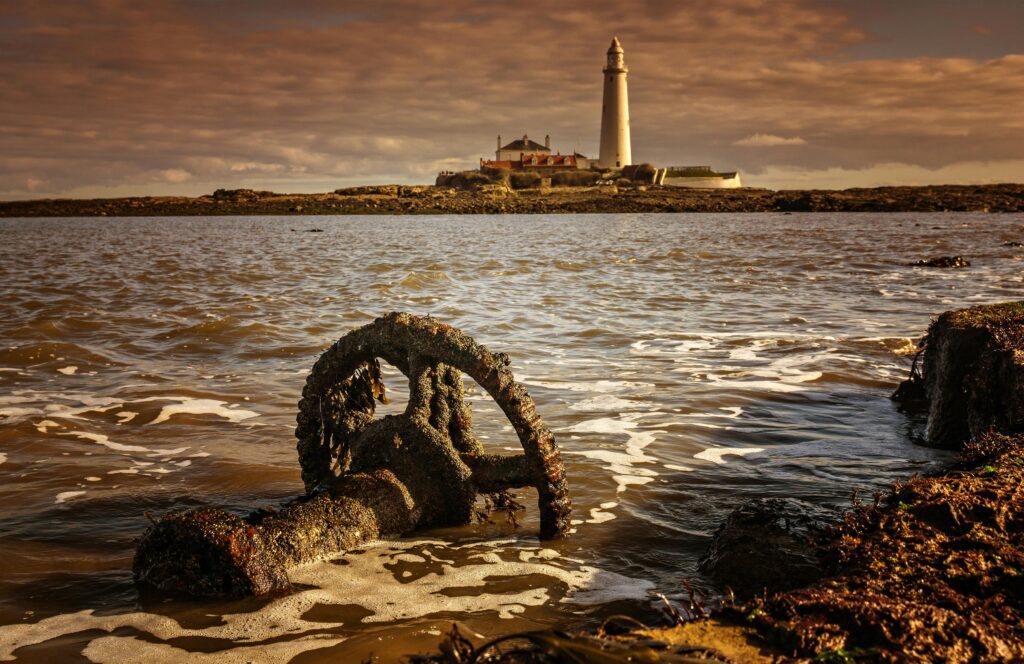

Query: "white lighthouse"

xmin=598 ymin=37 xmax=631 ymax=169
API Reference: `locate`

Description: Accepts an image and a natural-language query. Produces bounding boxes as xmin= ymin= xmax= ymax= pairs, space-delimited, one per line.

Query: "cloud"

xmin=0 ymin=0 xmax=1021 ymax=198
xmin=746 ymin=159 xmax=1024 ymax=190
xmin=733 ymin=133 xmax=808 ymax=147
xmin=158 ymin=168 xmax=193 ymax=183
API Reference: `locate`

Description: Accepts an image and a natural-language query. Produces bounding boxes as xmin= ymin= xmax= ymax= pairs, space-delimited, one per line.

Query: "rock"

xmin=747 ymin=432 xmax=1024 ymax=661
xmin=891 ymin=342 xmax=928 ymax=411
xmin=1003 ymin=241 xmax=1023 ymax=247
xmin=910 ymin=255 xmax=970 ymax=268
xmin=921 ymin=302 xmax=1024 ymax=448
xmin=211 ymin=188 xmax=274 ymax=201
xmin=699 ymin=497 xmax=836 ymax=598
xmin=334 ymin=185 xmax=400 ymax=197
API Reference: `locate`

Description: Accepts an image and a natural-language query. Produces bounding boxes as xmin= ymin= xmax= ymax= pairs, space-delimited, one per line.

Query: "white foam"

xmin=55 ymin=490 xmax=86 ymax=504
xmin=694 ymin=446 xmax=765 ymax=465
xmin=567 ymin=417 xmax=641 ymax=436
xmin=6 ymin=393 xmax=259 ymax=433
xmin=147 ymin=447 xmax=189 ymax=457
xmin=728 ymin=347 xmax=759 ymax=361
xmin=84 ymin=637 xmax=344 ymax=664
xmin=705 ymin=377 xmax=812 ymax=394
xmin=84 ymin=476 xmax=101 ymax=482
xmin=630 ymin=338 xmax=715 ymax=357
xmin=35 ymin=419 xmax=61 ymax=433
xmin=149 ymin=398 xmax=259 ymax=425
xmin=568 ymin=394 xmax=639 ymax=412
xmin=565 ymin=414 xmax=660 ymax=493
xmin=585 ymin=504 xmax=617 ymax=524
xmin=0 ymin=406 xmax=40 ymax=421
xmin=518 ymin=377 xmax=652 ymax=393
xmin=518 ymin=549 xmax=560 ymax=562
xmin=60 ymin=431 xmax=151 ymax=454
xmin=57 ymin=366 xmax=78 ymax=375
xmin=0 ymin=452 xmax=6 ymax=465
xmin=41 ymin=395 xmax=125 ymax=420
xmin=0 ymin=539 xmax=652 ymax=663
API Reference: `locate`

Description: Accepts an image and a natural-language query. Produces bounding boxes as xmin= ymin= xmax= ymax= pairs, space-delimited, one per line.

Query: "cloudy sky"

xmin=1 ymin=0 xmax=1022 ymax=198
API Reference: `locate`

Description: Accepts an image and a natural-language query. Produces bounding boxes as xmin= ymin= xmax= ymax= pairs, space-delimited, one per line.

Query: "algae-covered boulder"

xmin=910 ymin=255 xmax=971 ymax=268
xmin=745 ymin=432 xmax=1024 ymax=662
xmin=921 ymin=301 xmax=1024 ymax=448
xmin=699 ymin=497 xmax=836 ymax=598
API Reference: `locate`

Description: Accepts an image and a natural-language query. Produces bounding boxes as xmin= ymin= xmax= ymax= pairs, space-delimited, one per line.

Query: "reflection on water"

xmin=0 ymin=212 xmax=1022 ymax=661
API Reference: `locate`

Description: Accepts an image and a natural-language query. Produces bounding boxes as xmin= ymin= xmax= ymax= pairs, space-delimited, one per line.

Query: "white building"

xmin=660 ymin=166 xmax=743 ymax=189
xmin=598 ymin=37 xmax=631 ymax=169
xmin=495 ymin=134 xmax=550 ymax=162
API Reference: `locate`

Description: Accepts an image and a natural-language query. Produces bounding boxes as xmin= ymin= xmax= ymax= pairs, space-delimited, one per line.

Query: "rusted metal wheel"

xmin=295 ymin=312 xmax=572 ymax=538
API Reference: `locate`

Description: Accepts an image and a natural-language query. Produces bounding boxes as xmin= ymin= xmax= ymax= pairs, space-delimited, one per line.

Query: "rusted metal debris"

xmin=133 ymin=312 xmax=571 ymax=597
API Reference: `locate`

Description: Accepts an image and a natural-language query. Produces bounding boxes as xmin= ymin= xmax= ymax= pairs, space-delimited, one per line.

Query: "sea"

xmin=0 ymin=212 xmax=1022 ymax=661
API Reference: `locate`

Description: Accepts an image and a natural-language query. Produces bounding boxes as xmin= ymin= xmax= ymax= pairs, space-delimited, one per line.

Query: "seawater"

xmin=0 ymin=213 xmax=1022 ymax=661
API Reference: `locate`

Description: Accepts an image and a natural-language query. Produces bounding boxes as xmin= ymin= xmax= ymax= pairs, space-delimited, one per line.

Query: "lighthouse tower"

xmin=598 ymin=37 xmax=631 ymax=169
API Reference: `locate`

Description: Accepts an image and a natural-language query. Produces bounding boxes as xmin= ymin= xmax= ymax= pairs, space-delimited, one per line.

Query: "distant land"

xmin=2 ymin=183 xmax=1023 ymax=217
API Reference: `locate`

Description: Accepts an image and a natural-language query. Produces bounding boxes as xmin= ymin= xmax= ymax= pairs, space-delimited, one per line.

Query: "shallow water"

xmin=0 ymin=212 xmax=1022 ymax=661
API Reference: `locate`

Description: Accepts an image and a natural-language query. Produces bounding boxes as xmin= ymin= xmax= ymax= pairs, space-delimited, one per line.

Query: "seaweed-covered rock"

xmin=699 ymin=497 xmax=836 ymax=598
xmin=910 ymin=255 xmax=970 ymax=268
xmin=921 ymin=301 xmax=1024 ymax=448
xmin=746 ymin=432 xmax=1024 ymax=662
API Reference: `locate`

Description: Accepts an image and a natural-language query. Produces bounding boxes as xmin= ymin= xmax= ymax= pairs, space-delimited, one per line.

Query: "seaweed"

xmin=743 ymin=432 xmax=1024 ymax=662
xmin=409 ymin=622 xmax=733 ymax=663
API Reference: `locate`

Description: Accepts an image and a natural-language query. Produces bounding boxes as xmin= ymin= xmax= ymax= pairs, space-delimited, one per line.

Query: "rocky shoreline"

xmin=2 ymin=183 xmax=1023 ymax=217
xmin=414 ymin=301 xmax=1024 ymax=663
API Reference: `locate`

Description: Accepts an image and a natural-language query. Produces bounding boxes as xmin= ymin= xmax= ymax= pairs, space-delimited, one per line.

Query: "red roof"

xmin=482 ymin=153 xmax=577 ymax=170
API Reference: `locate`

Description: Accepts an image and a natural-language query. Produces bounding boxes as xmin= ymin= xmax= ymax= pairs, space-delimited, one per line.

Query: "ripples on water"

xmin=0 ymin=213 xmax=1022 ymax=660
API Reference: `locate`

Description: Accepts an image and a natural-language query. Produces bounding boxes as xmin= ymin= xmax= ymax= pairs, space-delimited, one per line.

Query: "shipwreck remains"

xmin=134 ymin=312 xmax=571 ymax=597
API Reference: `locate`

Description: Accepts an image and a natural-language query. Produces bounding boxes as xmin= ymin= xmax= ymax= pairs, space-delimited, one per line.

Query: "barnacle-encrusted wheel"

xmin=135 ymin=313 xmax=572 ymax=598
xmin=295 ymin=312 xmax=572 ymax=538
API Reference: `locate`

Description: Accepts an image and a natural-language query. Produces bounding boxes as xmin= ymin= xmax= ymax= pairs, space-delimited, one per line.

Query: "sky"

xmin=1 ymin=0 xmax=1022 ymax=199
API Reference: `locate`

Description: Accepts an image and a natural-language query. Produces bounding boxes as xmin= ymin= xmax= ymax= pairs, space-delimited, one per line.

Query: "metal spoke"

xmin=461 ymin=453 xmax=533 ymax=491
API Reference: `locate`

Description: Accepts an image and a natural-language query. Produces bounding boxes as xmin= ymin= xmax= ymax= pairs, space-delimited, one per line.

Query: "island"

xmin=1 ymin=183 xmax=1022 ymax=217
